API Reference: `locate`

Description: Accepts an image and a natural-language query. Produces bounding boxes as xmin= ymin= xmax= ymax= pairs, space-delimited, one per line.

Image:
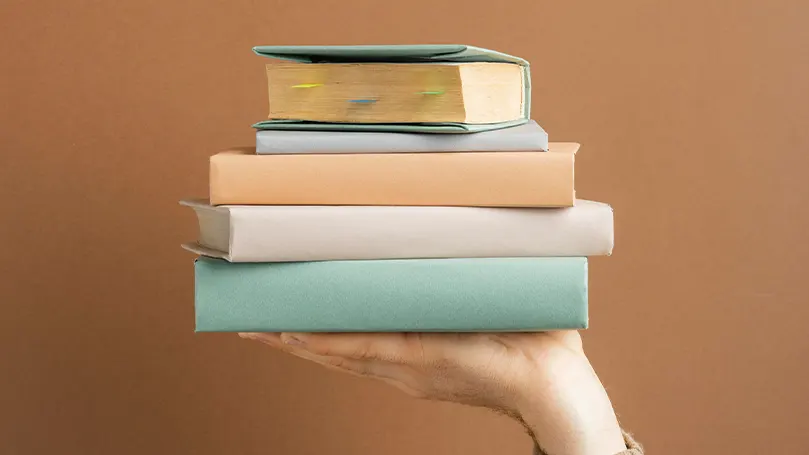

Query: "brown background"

xmin=1 ymin=0 xmax=807 ymax=453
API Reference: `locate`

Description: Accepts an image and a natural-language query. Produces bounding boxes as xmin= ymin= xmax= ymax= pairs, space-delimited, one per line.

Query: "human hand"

xmin=240 ymin=331 xmax=627 ymax=455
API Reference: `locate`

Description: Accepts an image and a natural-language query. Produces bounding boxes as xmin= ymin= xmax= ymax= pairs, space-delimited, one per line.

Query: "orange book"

xmin=209 ymin=144 xmax=577 ymax=207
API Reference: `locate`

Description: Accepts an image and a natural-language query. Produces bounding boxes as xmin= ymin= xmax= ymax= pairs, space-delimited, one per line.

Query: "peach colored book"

xmin=209 ymin=143 xmax=577 ymax=207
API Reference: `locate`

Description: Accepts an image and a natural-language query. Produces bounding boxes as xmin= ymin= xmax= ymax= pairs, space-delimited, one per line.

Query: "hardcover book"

xmin=194 ymin=257 xmax=588 ymax=332
xmin=209 ymin=143 xmax=578 ymax=207
xmin=181 ymin=199 xmax=613 ymax=262
xmin=265 ymin=62 xmax=522 ymax=124
xmin=255 ymin=120 xmax=548 ymax=154
xmin=252 ymin=44 xmax=531 ymax=133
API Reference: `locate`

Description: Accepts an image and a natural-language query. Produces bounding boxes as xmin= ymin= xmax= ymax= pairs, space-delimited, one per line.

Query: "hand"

xmin=240 ymin=332 xmax=627 ymax=455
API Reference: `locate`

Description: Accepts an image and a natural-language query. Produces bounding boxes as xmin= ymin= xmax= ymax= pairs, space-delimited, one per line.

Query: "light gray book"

xmin=255 ymin=120 xmax=548 ymax=154
xmin=180 ymin=199 xmax=612 ymax=262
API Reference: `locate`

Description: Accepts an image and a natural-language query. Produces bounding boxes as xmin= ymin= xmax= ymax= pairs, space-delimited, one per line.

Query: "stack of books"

xmin=181 ymin=45 xmax=614 ymax=332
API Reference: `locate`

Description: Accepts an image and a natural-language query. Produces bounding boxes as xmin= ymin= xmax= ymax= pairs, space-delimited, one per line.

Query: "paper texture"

xmin=209 ymin=143 xmax=577 ymax=207
xmin=255 ymin=120 xmax=548 ymax=154
xmin=251 ymin=44 xmax=531 ymax=133
xmin=180 ymin=199 xmax=612 ymax=262
xmin=194 ymin=256 xmax=588 ymax=332
xmin=264 ymin=62 xmax=523 ymax=124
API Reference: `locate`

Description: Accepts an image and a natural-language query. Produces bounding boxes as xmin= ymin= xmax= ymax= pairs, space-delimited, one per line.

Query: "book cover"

xmin=255 ymin=120 xmax=548 ymax=154
xmin=181 ymin=199 xmax=613 ymax=262
xmin=209 ymin=143 xmax=577 ymax=207
xmin=194 ymin=257 xmax=588 ymax=332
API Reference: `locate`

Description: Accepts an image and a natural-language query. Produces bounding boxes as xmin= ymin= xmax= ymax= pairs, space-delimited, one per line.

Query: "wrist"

xmin=511 ymin=353 xmax=627 ymax=455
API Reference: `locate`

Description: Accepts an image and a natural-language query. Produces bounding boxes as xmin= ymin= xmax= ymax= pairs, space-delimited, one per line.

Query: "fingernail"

xmin=281 ymin=333 xmax=306 ymax=346
xmin=239 ymin=332 xmax=259 ymax=340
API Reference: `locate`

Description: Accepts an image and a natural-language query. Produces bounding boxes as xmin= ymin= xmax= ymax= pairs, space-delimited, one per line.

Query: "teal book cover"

xmin=194 ymin=257 xmax=588 ymax=332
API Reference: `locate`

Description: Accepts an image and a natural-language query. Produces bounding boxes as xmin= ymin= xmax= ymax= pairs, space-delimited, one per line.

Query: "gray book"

xmin=255 ymin=120 xmax=548 ymax=154
xmin=181 ymin=199 xmax=613 ymax=262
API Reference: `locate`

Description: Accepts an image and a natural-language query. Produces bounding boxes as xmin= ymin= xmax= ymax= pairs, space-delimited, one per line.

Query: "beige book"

xmin=265 ymin=62 xmax=524 ymax=124
xmin=181 ymin=199 xmax=613 ymax=262
xmin=209 ymin=143 xmax=578 ymax=207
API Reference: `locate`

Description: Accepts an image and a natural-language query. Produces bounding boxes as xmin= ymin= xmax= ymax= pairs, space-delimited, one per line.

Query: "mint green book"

xmin=252 ymin=44 xmax=531 ymax=134
xmin=194 ymin=257 xmax=587 ymax=332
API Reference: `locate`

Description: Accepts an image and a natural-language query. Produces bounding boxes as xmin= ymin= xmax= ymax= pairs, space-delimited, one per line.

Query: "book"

xmin=193 ymin=256 xmax=588 ymax=332
xmin=252 ymin=44 xmax=531 ymax=133
xmin=209 ymin=143 xmax=577 ymax=207
xmin=265 ymin=62 xmax=523 ymax=124
xmin=180 ymin=199 xmax=613 ymax=262
xmin=255 ymin=120 xmax=548 ymax=154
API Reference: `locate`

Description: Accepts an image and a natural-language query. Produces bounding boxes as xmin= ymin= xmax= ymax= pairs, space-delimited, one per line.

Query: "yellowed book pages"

xmin=265 ymin=62 xmax=524 ymax=124
xmin=209 ymin=144 xmax=577 ymax=208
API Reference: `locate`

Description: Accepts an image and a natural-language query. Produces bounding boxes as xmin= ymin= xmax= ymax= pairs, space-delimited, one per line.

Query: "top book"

xmin=252 ymin=45 xmax=531 ymax=133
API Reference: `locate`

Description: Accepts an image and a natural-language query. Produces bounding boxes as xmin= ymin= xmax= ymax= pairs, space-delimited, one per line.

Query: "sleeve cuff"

xmin=532 ymin=430 xmax=643 ymax=455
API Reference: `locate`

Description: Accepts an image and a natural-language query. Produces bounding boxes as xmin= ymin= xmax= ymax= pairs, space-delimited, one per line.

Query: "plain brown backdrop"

xmin=1 ymin=0 xmax=808 ymax=453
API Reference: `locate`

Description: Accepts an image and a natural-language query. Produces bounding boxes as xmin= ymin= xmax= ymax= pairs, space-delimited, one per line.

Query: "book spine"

xmin=209 ymin=152 xmax=574 ymax=207
xmin=226 ymin=203 xmax=612 ymax=262
xmin=194 ymin=257 xmax=588 ymax=332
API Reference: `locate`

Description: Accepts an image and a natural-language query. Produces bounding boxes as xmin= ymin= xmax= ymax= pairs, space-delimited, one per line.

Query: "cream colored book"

xmin=181 ymin=199 xmax=613 ymax=262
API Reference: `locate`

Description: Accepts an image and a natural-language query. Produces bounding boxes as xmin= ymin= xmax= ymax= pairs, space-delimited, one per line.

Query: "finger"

xmin=288 ymin=347 xmax=425 ymax=396
xmin=289 ymin=348 xmax=427 ymax=399
xmin=240 ymin=333 xmax=418 ymax=387
xmin=241 ymin=332 xmax=433 ymax=399
xmin=283 ymin=347 xmax=394 ymax=379
xmin=238 ymin=332 xmax=377 ymax=376
xmin=377 ymin=376 xmax=427 ymax=399
xmin=239 ymin=332 xmax=284 ymax=346
xmin=279 ymin=332 xmax=407 ymax=362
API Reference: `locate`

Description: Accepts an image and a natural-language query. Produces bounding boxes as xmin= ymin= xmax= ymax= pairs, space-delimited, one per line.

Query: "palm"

xmin=240 ymin=330 xmax=628 ymax=454
xmin=242 ymin=331 xmax=585 ymax=411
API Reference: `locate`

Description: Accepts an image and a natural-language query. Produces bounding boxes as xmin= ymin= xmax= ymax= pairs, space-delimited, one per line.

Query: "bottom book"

xmin=194 ymin=256 xmax=588 ymax=332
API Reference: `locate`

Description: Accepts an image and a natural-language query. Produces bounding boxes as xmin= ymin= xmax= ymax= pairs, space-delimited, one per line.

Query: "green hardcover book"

xmin=252 ymin=44 xmax=531 ymax=133
xmin=194 ymin=257 xmax=587 ymax=332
